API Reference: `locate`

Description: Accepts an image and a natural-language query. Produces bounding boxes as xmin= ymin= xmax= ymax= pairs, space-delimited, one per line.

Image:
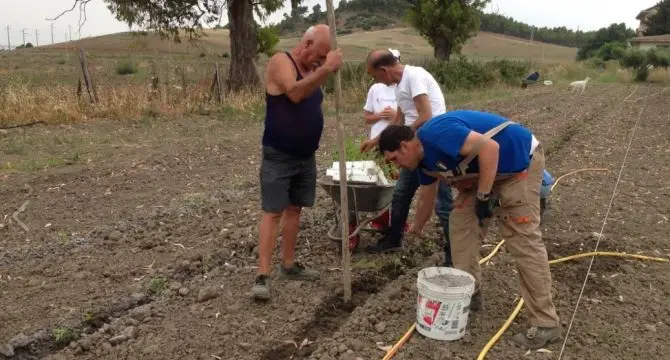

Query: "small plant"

xmin=116 ymin=59 xmax=138 ymax=75
xmin=332 ymin=136 xmax=398 ymax=180
xmin=53 ymin=327 xmax=78 ymax=345
xmin=147 ymin=277 xmax=168 ymax=296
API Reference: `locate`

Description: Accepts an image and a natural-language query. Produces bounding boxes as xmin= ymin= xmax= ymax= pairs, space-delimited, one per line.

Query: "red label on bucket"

xmin=417 ymin=294 xmax=442 ymax=327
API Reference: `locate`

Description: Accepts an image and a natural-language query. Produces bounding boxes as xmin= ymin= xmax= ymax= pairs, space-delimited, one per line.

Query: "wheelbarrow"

xmin=317 ymin=175 xmax=396 ymax=252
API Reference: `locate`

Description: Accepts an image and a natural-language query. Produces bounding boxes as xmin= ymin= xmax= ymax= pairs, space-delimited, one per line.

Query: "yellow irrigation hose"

xmin=475 ymin=252 xmax=668 ymax=360
xmin=550 ymin=168 xmax=608 ymax=192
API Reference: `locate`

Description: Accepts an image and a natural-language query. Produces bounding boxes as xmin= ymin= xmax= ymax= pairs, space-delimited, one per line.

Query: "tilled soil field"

xmin=1 ymin=84 xmax=668 ymax=360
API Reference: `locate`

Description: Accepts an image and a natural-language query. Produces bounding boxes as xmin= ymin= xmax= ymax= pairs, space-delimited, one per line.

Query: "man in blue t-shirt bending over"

xmin=376 ymin=110 xmax=561 ymax=349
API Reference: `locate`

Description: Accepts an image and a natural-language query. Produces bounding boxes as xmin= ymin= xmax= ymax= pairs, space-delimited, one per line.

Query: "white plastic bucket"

xmin=415 ymin=267 xmax=476 ymax=341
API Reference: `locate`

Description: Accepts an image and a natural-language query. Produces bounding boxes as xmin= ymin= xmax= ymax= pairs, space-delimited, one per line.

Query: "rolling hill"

xmin=41 ymin=27 xmax=577 ymax=63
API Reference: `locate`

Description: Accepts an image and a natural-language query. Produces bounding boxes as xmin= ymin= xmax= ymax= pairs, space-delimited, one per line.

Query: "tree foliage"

xmin=479 ymin=12 xmax=588 ymax=47
xmin=620 ymin=48 xmax=670 ymax=81
xmin=576 ymin=23 xmax=636 ymax=61
xmin=643 ymin=0 xmax=670 ymax=36
xmin=256 ymin=25 xmax=279 ymax=58
xmin=407 ymin=0 xmax=490 ymax=61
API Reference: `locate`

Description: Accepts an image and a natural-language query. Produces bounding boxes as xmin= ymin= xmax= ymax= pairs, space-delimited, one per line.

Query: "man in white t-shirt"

xmin=360 ymin=49 xmax=454 ymax=262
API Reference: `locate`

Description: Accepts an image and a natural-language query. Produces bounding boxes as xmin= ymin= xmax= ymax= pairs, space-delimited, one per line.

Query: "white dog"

xmin=569 ymin=77 xmax=591 ymax=95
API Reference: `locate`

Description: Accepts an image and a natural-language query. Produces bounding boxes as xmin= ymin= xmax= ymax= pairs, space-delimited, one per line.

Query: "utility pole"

xmin=5 ymin=26 xmax=9 ymax=50
xmin=51 ymin=23 xmax=55 ymax=44
xmin=68 ymin=25 xmax=72 ymax=42
xmin=21 ymin=28 xmax=27 ymax=45
xmin=35 ymin=29 xmax=39 ymax=47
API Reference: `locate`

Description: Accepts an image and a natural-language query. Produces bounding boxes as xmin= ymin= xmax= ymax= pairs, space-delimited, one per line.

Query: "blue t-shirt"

xmin=417 ymin=110 xmax=534 ymax=185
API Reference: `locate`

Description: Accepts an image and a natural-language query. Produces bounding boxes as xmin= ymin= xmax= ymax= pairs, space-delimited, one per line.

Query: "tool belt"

xmin=421 ymin=120 xmax=526 ymax=186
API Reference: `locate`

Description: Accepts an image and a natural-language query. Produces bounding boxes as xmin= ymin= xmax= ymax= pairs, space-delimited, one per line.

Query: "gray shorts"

xmin=260 ymin=146 xmax=317 ymax=213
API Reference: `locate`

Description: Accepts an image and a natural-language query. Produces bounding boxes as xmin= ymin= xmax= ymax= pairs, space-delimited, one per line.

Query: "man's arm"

xmin=364 ymin=111 xmax=382 ymax=125
xmin=270 ymin=52 xmax=336 ymax=104
xmin=410 ymin=181 xmax=438 ymax=234
xmin=410 ymin=94 xmax=432 ymax=131
xmin=459 ymin=132 xmax=500 ymax=195
xmin=394 ymin=106 xmax=405 ymax=125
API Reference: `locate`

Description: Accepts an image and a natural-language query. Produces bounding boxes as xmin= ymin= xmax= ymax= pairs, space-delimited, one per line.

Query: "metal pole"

xmin=325 ymin=0 xmax=351 ymax=303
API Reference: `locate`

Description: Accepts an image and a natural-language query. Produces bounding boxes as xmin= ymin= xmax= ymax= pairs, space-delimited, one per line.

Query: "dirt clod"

xmin=346 ymin=338 xmax=363 ymax=351
xmin=239 ymin=342 xmax=252 ymax=350
xmin=197 ymin=287 xmax=220 ymax=302
xmin=9 ymin=333 xmax=31 ymax=349
xmin=109 ymin=231 xmax=122 ymax=241
xmin=0 ymin=343 xmax=14 ymax=357
xmin=374 ymin=322 xmax=386 ymax=334
xmin=178 ymin=287 xmax=190 ymax=296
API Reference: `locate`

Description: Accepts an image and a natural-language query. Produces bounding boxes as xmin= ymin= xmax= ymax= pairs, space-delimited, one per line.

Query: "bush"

xmin=322 ymin=57 xmax=530 ymax=94
xmin=116 ymin=59 xmax=138 ymax=75
xmin=620 ymin=49 xmax=652 ymax=81
xmin=257 ymin=25 xmax=280 ymax=58
xmin=596 ymin=42 xmax=627 ymax=61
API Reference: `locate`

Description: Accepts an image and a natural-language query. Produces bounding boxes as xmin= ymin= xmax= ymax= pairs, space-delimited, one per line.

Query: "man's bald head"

xmin=294 ymin=24 xmax=332 ymax=70
xmin=366 ymin=49 xmax=402 ymax=86
xmin=367 ymin=49 xmax=398 ymax=69
xmin=302 ymin=24 xmax=331 ymax=46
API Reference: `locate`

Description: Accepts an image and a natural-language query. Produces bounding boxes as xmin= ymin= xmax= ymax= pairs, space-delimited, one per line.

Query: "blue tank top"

xmin=262 ymin=52 xmax=324 ymax=158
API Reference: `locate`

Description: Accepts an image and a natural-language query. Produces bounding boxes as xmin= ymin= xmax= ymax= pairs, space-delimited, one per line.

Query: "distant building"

xmin=636 ymin=4 xmax=660 ymax=36
xmin=630 ymin=34 xmax=670 ymax=50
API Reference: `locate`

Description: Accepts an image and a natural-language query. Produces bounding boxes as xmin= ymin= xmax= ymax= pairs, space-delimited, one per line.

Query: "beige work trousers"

xmin=449 ymin=144 xmax=560 ymax=328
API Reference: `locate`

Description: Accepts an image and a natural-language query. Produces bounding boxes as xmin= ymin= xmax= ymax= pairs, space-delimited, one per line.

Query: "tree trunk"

xmin=227 ymin=0 xmax=260 ymax=91
xmin=433 ymin=36 xmax=453 ymax=61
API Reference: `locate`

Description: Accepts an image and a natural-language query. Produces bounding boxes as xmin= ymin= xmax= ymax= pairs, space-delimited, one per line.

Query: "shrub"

xmin=116 ymin=59 xmax=138 ymax=75
xmin=596 ymin=42 xmax=627 ymax=61
xmin=257 ymin=25 xmax=280 ymax=58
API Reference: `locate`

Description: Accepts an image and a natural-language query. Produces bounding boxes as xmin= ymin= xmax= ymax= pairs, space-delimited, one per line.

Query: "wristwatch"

xmin=476 ymin=192 xmax=491 ymax=201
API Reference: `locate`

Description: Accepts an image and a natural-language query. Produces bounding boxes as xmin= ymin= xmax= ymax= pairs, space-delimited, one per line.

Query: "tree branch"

xmin=46 ymin=0 xmax=93 ymax=38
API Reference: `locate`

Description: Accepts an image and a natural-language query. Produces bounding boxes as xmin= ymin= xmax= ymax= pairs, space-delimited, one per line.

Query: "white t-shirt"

xmin=363 ymin=83 xmax=398 ymax=139
xmin=395 ymin=65 xmax=446 ymax=126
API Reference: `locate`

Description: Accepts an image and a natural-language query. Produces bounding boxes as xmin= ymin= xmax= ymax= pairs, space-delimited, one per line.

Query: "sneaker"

xmin=469 ymin=291 xmax=483 ymax=312
xmin=252 ymin=274 xmax=270 ymax=300
xmin=510 ymin=326 xmax=562 ymax=349
xmin=277 ymin=262 xmax=320 ymax=281
xmin=365 ymin=235 xmax=403 ymax=254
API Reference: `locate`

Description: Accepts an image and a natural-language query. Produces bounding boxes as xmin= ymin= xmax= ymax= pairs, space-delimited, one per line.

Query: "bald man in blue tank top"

xmin=253 ymin=25 xmax=343 ymax=301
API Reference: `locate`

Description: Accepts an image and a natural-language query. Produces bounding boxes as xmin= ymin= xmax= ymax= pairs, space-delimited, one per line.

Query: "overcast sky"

xmin=0 ymin=0 xmax=659 ymax=48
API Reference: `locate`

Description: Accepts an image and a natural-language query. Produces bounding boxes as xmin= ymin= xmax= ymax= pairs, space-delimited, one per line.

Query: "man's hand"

xmin=360 ymin=138 xmax=379 ymax=153
xmin=380 ymin=106 xmax=397 ymax=120
xmin=324 ymin=49 xmax=343 ymax=73
xmin=474 ymin=192 xmax=495 ymax=226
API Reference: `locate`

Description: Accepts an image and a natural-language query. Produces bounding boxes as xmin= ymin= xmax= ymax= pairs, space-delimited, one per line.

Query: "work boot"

xmin=252 ymin=274 xmax=271 ymax=301
xmin=470 ymin=290 xmax=483 ymax=311
xmin=365 ymin=234 xmax=403 ymax=254
xmin=510 ymin=326 xmax=562 ymax=349
xmin=277 ymin=262 xmax=320 ymax=281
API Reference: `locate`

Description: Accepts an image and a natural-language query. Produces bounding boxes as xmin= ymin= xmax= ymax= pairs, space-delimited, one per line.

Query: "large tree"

xmin=643 ymin=0 xmax=670 ymax=36
xmin=406 ymin=0 xmax=490 ymax=61
xmin=55 ymin=0 xmax=282 ymax=90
